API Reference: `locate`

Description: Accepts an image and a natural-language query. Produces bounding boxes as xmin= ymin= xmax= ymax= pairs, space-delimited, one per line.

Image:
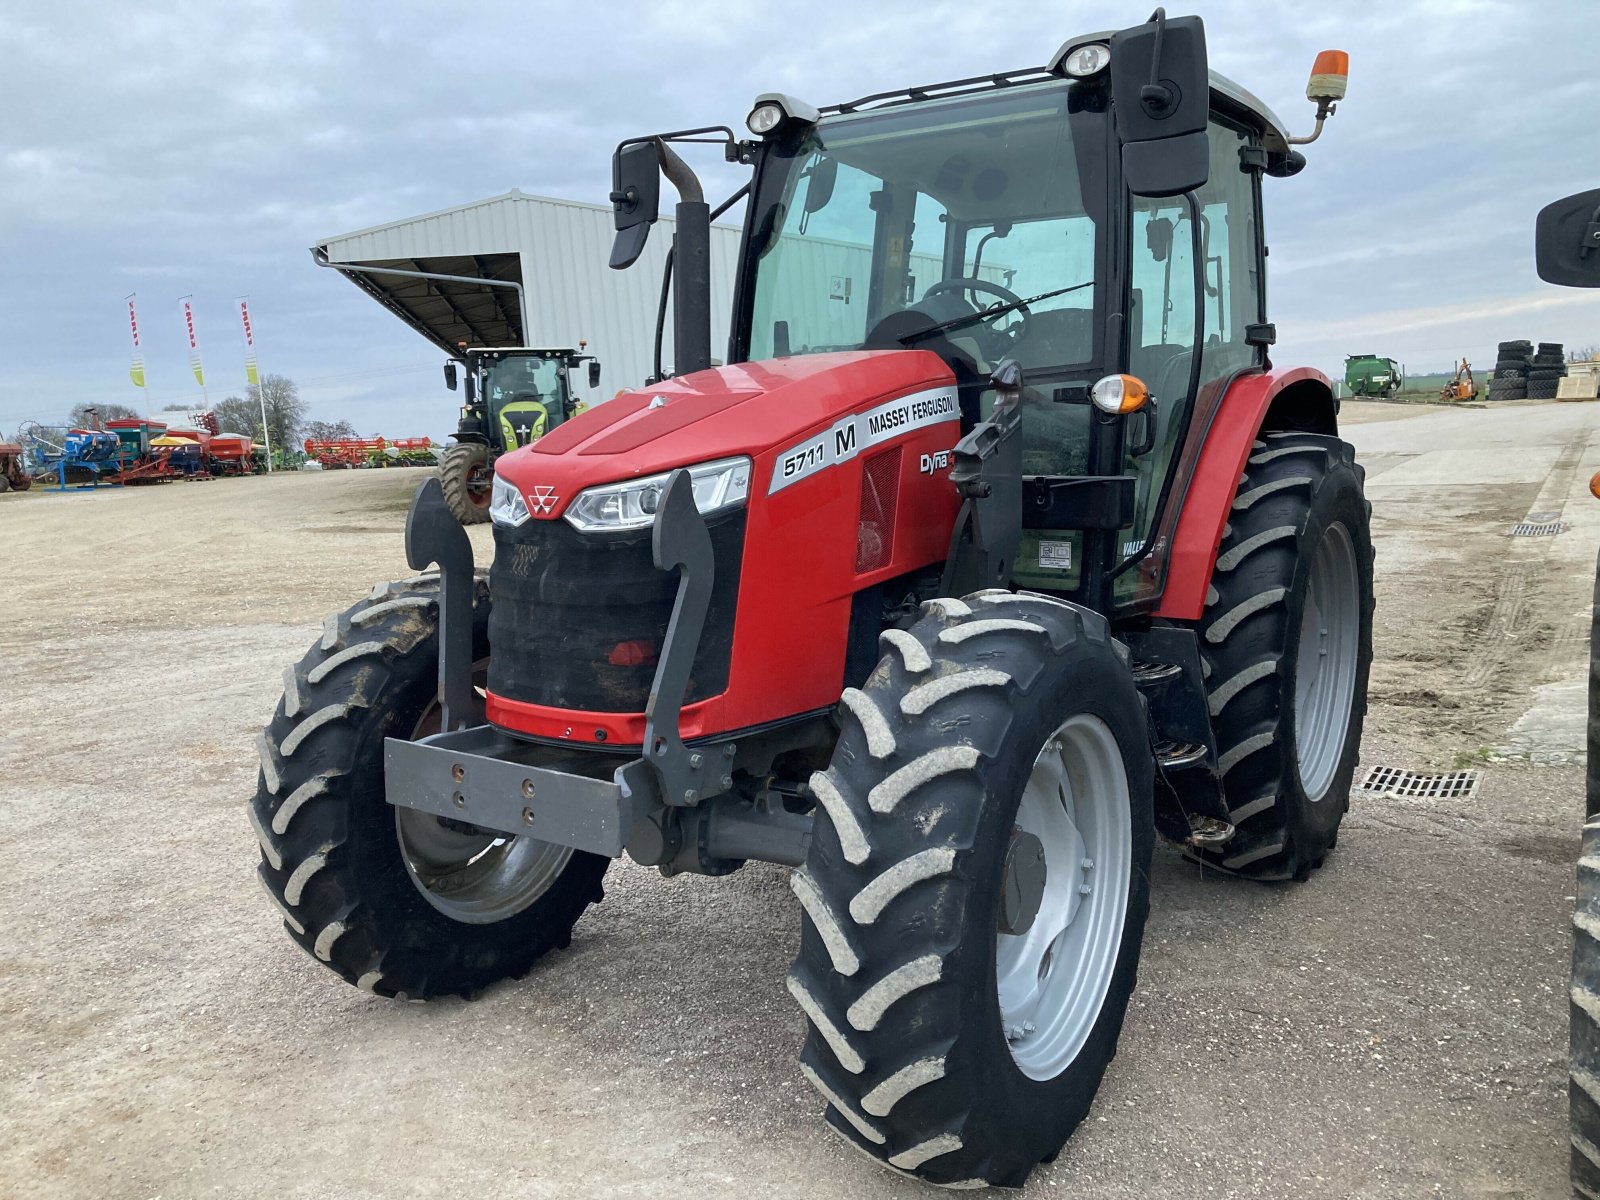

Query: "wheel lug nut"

xmin=1081 ymin=857 xmax=1094 ymax=870
xmin=1079 ymin=883 xmax=1092 ymax=895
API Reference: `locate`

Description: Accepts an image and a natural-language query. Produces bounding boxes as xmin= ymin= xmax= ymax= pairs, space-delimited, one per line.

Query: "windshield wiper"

xmin=898 ymin=280 xmax=1095 ymax=344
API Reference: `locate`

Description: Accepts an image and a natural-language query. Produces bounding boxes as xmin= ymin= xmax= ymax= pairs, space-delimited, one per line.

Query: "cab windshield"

xmin=743 ymin=80 xmax=1107 ymax=379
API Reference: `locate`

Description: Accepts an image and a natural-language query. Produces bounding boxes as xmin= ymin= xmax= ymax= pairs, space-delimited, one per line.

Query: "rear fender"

xmin=1155 ymin=367 xmax=1336 ymax=621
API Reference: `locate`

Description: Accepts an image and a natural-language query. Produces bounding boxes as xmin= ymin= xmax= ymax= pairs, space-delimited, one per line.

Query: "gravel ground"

xmin=0 ymin=401 xmax=1590 ymax=1199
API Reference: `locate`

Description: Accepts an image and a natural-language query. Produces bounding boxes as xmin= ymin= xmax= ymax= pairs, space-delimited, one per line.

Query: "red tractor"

xmin=252 ymin=14 xmax=1368 ymax=1188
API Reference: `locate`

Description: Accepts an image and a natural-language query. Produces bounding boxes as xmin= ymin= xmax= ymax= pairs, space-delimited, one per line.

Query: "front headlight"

xmin=490 ymin=473 xmax=530 ymax=527
xmin=564 ymin=456 xmax=752 ymax=533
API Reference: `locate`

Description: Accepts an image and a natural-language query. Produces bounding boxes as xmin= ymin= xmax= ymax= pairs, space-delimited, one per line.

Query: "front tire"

xmin=249 ymin=574 xmax=607 ymax=998
xmin=438 ymin=442 xmax=492 ymax=525
xmin=789 ymin=592 xmax=1154 ymax=1187
xmin=1195 ymin=431 xmax=1374 ymax=879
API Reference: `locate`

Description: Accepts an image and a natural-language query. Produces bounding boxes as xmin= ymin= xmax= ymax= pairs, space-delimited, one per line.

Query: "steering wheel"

xmin=921 ymin=277 xmax=1032 ymax=350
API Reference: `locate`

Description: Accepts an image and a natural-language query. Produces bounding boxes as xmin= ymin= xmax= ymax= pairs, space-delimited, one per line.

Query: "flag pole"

xmin=127 ymin=293 xmax=151 ymax=418
xmin=239 ymin=296 xmax=273 ymax=472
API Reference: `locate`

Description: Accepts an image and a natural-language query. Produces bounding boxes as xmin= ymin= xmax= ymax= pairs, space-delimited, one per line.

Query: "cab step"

xmin=1132 ymin=660 xmax=1183 ymax=688
xmin=1155 ymin=740 xmax=1207 ymax=770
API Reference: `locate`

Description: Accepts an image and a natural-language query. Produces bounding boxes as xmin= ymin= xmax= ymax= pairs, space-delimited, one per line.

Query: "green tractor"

xmin=1343 ymin=352 xmax=1402 ymax=399
xmin=437 ymin=346 xmax=602 ymax=524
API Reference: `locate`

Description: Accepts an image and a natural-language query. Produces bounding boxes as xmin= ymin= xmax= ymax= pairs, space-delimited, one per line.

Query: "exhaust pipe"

xmin=657 ymin=139 xmax=713 ymax=377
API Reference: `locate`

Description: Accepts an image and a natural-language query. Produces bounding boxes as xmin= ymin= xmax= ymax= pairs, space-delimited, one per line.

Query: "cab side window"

xmin=1120 ymin=120 xmax=1262 ymax=591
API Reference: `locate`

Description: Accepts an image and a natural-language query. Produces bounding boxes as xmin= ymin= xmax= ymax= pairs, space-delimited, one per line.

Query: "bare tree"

xmin=305 ymin=419 xmax=359 ymax=442
xmin=1569 ymin=344 xmax=1599 ymax=363
xmin=68 ymin=401 xmax=138 ymax=427
xmin=211 ymin=375 xmax=307 ymax=451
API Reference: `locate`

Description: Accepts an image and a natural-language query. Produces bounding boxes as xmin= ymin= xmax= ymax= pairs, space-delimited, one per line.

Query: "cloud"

xmin=1 ymin=0 xmax=1596 ymax=438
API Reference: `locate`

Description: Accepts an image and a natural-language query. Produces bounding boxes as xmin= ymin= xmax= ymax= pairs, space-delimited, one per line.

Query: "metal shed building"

xmin=313 ymin=189 xmax=743 ymax=393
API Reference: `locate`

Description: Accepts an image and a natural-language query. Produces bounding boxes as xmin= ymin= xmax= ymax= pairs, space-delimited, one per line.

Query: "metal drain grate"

xmin=1510 ymin=521 xmax=1568 ymax=537
xmin=1357 ymin=765 xmax=1482 ymax=800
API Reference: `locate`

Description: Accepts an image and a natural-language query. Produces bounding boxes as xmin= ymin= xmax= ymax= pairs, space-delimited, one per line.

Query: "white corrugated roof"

xmin=313 ymin=190 xmax=743 ymax=392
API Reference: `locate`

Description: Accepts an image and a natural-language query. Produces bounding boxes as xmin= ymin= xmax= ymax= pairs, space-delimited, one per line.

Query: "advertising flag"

xmin=127 ymin=294 xmax=146 ymax=389
xmin=181 ymin=296 xmax=206 ymax=388
xmin=237 ymin=297 xmax=260 ymax=386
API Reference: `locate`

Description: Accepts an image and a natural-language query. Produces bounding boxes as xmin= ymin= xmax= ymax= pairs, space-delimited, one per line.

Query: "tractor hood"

xmin=494 ymin=350 xmax=957 ymax=523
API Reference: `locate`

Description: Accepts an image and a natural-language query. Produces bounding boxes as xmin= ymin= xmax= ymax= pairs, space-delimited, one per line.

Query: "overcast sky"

xmin=3 ymin=0 xmax=1598 ymax=439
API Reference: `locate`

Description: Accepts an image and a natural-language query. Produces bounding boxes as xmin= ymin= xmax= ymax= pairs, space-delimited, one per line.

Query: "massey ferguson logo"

xmin=530 ymin=485 xmax=559 ymax=516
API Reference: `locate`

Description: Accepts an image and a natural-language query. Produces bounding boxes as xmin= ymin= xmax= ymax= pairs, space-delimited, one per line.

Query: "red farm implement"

xmin=0 ymin=442 xmax=33 ymax=493
xmin=304 ymin=436 xmax=436 ymax=469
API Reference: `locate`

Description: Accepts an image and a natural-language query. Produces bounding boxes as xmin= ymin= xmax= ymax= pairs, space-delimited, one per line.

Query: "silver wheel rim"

xmin=1293 ymin=522 xmax=1361 ymax=802
xmin=395 ymin=660 xmax=573 ymax=924
xmin=996 ymin=713 xmax=1131 ymax=1080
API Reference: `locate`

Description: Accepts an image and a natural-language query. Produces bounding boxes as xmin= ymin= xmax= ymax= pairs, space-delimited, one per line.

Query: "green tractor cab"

xmin=437 ymin=346 xmax=601 ymax=524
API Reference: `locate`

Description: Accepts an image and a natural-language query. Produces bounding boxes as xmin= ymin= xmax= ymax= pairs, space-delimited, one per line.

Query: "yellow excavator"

xmin=1440 ymin=358 xmax=1478 ymax=402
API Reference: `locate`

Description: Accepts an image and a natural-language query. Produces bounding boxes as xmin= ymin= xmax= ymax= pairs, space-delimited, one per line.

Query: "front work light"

xmin=1091 ymin=374 xmax=1150 ymax=415
xmin=747 ymin=103 xmax=785 ymax=135
xmin=490 ymin=472 xmax=531 ymax=527
xmin=1061 ymin=42 xmax=1111 ymax=78
xmin=745 ymin=92 xmax=821 ymax=138
xmin=564 ymin=457 xmax=753 ymax=532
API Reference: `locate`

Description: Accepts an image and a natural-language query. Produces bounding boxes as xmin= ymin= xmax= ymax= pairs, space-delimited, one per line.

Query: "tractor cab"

xmin=448 ymin=346 xmax=601 ymax=449
xmin=611 ymin=16 xmax=1342 ymax=613
xmin=437 ymin=345 xmax=603 ymax=524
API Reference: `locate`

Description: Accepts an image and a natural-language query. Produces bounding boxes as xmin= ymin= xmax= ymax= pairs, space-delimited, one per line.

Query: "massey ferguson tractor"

xmin=251 ymin=14 xmax=1369 ymax=1188
xmin=436 ymin=345 xmax=601 ymax=524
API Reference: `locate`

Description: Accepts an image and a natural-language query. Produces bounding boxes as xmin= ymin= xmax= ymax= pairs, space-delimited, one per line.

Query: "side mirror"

xmin=609 ymin=141 xmax=661 ymax=270
xmin=1109 ymin=11 xmax=1210 ymax=198
xmin=1145 ymin=216 xmax=1174 ymax=262
xmin=588 ymin=360 xmax=602 ymax=389
xmin=1536 ymin=188 xmax=1600 ymax=288
xmin=443 ymin=361 xmax=458 ymax=391
xmin=802 ymin=155 xmax=837 ymax=214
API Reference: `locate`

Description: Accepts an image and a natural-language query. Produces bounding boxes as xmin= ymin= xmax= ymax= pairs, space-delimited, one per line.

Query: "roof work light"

xmin=745 ymin=93 xmax=821 ymax=137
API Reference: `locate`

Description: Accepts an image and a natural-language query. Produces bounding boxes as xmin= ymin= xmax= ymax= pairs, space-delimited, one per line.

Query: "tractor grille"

xmin=487 ymin=511 xmax=744 ymax=714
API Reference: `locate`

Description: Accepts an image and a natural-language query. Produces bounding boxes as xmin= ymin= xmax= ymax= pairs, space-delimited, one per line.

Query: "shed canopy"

xmin=314 ymin=190 xmax=552 ymax=354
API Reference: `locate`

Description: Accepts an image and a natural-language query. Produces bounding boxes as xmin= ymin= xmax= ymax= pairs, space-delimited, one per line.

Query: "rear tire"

xmin=249 ymin=574 xmax=607 ymax=998
xmin=439 ymin=442 xmax=492 ymax=525
xmin=1194 ymin=431 xmax=1374 ymax=880
xmin=789 ymin=592 xmax=1154 ymax=1187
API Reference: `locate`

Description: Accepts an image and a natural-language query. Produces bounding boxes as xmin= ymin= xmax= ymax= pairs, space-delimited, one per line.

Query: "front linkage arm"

xmin=404 ymin=477 xmax=476 ymax=732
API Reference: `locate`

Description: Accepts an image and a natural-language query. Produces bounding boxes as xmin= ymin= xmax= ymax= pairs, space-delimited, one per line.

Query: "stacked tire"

xmin=1489 ymin=340 xmax=1532 ymax=401
xmin=1529 ymin=342 xmax=1567 ymax=401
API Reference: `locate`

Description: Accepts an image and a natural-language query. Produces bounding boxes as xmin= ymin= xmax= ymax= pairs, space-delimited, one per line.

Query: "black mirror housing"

xmin=588 ymin=360 xmax=602 ymax=389
xmin=443 ymin=361 xmax=458 ymax=391
xmin=1536 ymin=188 xmax=1600 ymax=289
xmin=1110 ymin=12 xmax=1211 ymax=197
xmin=610 ymin=142 xmax=662 ymax=270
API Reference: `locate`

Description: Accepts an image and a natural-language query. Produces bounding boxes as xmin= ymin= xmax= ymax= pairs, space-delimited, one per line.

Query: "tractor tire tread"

xmin=1192 ymin=432 xmax=1374 ymax=880
xmin=438 ymin=442 xmax=492 ymax=525
xmin=250 ymin=574 xmax=604 ymax=1000
xmin=790 ymin=591 xmax=1153 ymax=1187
